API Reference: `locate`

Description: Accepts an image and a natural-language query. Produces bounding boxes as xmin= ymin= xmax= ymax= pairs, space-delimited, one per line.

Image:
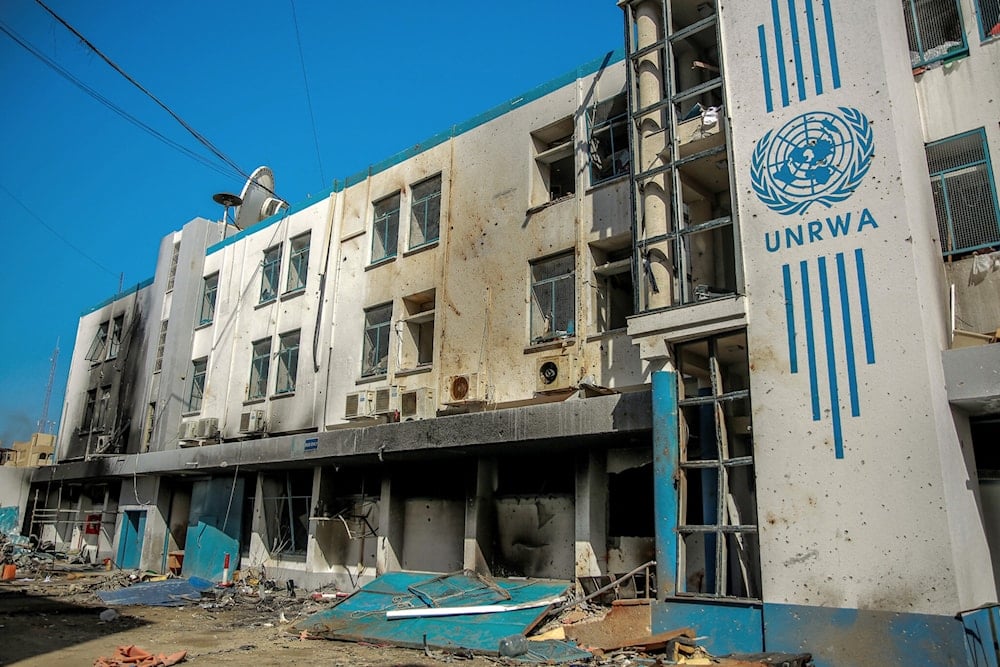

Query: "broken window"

xmin=362 ymin=304 xmax=392 ymax=377
xmin=261 ymin=470 xmax=313 ymax=556
xmin=287 ymin=233 xmax=309 ymax=292
xmin=165 ymin=241 xmax=180 ymax=292
xmin=107 ymin=315 xmax=124 ymax=360
xmin=409 ymin=175 xmax=441 ymax=249
xmin=248 ymin=339 xmax=270 ymax=400
xmin=591 ymin=242 xmax=635 ymax=331
xmin=589 ymin=92 xmax=630 ymax=185
xmin=188 ymin=358 xmax=207 ymax=412
xmin=143 ymin=402 xmax=156 ymax=449
xmin=82 ymin=389 xmax=96 ymax=430
xmin=531 ymin=117 xmax=576 ymax=207
xmin=85 ymin=321 xmax=109 ymax=362
xmin=674 ymin=331 xmax=760 ymax=599
xmin=372 ymin=193 xmax=400 ymax=263
xmin=530 ymin=253 xmax=575 ymax=344
xmin=199 ymin=273 xmax=218 ymax=326
xmin=95 ymin=385 xmax=111 ymax=431
xmin=153 ymin=320 xmax=168 ymax=374
xmin=260 ymin=245 xmax=281 ymax=303
xmin=925 ymin=128 xmax=1000 ymax=256
xmin=275 ymin=330 xmax=300 ymax=395
xmin=902 ymin=0 xmax=968 ymax=66
xmin=976 ymin=0 xmax=1000 ymax=40
xmin=401 ymin=290 xmax=435 ymax=369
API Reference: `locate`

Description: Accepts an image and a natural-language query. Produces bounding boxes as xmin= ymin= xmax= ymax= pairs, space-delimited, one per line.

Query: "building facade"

xmin=31 ymin=1 xmax=1000 ymax=664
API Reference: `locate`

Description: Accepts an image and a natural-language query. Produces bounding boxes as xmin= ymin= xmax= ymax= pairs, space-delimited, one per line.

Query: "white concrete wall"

xmin=719 ymin=0 xmax=995 ymax=613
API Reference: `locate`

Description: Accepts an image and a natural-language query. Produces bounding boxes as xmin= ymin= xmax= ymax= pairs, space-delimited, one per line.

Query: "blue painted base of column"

xmin=652 ymin=598 xmax=763 ymax=655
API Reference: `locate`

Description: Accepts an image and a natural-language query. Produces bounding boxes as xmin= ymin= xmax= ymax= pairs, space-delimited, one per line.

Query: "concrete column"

xmin=463 ymin=457 xmax=496 ymax=575
xmin=575 ymin=450 xmax=608 ymax=580
xmin=376 ymin=475 xmax=403 ymax=574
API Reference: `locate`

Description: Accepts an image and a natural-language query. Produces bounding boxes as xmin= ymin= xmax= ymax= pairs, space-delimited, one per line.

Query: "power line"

xmin=32 ymin=0 xmax=282 ymax=200
xmin=0 ymin=21 xmax=243 ymax=182
xmin=288 ymin=0 xmax=327 ymax=187
xmin=0 ymin=182 xmax=118 ymax=277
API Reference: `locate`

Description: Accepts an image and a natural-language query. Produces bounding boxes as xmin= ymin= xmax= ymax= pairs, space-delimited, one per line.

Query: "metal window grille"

xmin=248 ymin=340 xmax=270 ymax=400
xmin=287 ymin=233 xmax=309 ymax=292
xmin=589 ymin=93 xmax=630 ymax=185
xmin=926 ymin=128 xmax=1000 ymax=256
xmin=362 ymin=304 xmax=392 ymax=377
xmin=902 ymin=0 xmax=968 ymax=67
xmin=188 ymin=359 xmax=207 ymax=412
xmin=409 ymin=175 xmax=441 ymax=249
xmin=260 ymin=246 xmax=281 ymax=303
xmin=530 ymin=253 xmax=576 ymax=343
xmin=976 ymin=0 xmax=1000 ymax=39
xmin=276 ymin=330 xmax=300 ymax=394
xmin=372 ymin=194 xmax=400 ymax=262
xmin=107 ymin=316 xmax=124 ymax=359
xmin=200 ymin=274 xmax=218 ymax=325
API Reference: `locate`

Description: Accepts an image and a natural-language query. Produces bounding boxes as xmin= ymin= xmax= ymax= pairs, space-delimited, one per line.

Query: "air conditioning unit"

xmin=535 ymin=355 xmax=577 ymax=393
xmin=178 ymin=420 xmax=199 ymax=441
xmin=373 ymin=386 xmax=399 ymax=415
xmin=345 ymin=391 xmax=375 ymax=419
xmin=239 ymin=409 xmax=265 ymax=433
xmin=400 ymin=387 xmax=436 ymax=420
xmin=195 ymin=417 xmax=218 ymax=439
xmin=444 ymin=373 xmax=482 ymax=403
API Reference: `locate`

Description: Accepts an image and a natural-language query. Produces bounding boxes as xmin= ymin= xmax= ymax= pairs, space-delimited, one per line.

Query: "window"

xmin=275 ymin=330 xmax=300 ymax=394
xmin=166 ymin=242 xmax=180 ymax=292
xmin=107 ymin=315 xmax=124 ymax=359
xmin=926 ymin=128 xmax=1000 ymax=256
xmin=200 ymin=273 xmax=219 ymax=325
xmin=372 ymin=193 xmax=400 ymax=263
xmin=674 ymin=331 xmax=760 ymax=599
xmin=976 ymin=0 xmax=1000 ymax=40
xmin=86 ymin=321 xmax=109 ymax=362
xmin=153 ymin=320 xmax=168 ymax=373
xmin=249 ymin=339 xmax=271 ymax=400
xmin=409 ymin=175 xmax=441 ymax=249
xmin=589 ymin=93 xmax=630 ymax=184
xmin=902 ymin=0 xmax=968 ymax=67
xmin=143 ymin=402 xmax=156 ymax=448
xmin=286 ymin=233 xmax=309 ymax=292
xmin=362 ymin=303 xmax=392 ymax=377
xmin=261 ymin=470 xmax=312 ymax=556
xmin=188 ymin=358 xmax=207 ymax=412
xmin=530 ymin=253 xmax=576 ymax=343
xmin=531 ymin=117 xmax=576 ymax=207
xmin=260 ymin=245 xmax=282 ymax=303
xmin=82 ymin=389 xmax=96 ymax=430
xmin=402 ymin=290 xmax=435 ymax=369
xmin=95 ymin=385 xmax=111 ymax=431
xmin=591 ymin=243 xmax=635 ymax=331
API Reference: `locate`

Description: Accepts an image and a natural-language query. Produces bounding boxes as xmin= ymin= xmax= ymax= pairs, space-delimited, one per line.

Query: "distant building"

xmin=1 ymin=433 xmax=55 ymax=467
xmin=30 ymin=2 xmax=1000 ymax=664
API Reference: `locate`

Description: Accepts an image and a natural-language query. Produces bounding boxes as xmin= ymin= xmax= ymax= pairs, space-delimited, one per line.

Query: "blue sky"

xmin=0 ymin=0 xmax=623 ymax=444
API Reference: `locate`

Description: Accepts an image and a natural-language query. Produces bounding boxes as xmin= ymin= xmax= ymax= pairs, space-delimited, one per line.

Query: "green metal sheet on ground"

xmin=295 ymin=572 xmax=590 ymax=662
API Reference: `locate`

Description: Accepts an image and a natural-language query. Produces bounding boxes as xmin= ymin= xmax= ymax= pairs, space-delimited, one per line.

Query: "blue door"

xmin=117 ymin=510 xmax=146 ymax=569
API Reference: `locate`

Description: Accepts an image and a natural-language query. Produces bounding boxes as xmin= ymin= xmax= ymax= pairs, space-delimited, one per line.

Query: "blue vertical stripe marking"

xmin=771 ymin=0 xmax=790 ymax=107
xmin=854 ymin=248 xmax=875 ymax=364
xmin=821 ymin=0 xmax=841 ymax=89
xmin=818 ymin=257 xmax=844 ymax=459
xmin=799 ymin=261 xmax=821 ymax=421
xmin=783 ymin=264 xmax=798 ymax=374
xmin=835 ymin=253 xmax=860 ymax=417
xmin=758 ymin=25 xmax=774 ymax=113
xmin=652 ymin=371 xmax=679 ymax=597
xmin=803 ymin=0 xmax=823 ymax=96
xmin=786 ymin=0 xmax=807 ymax=101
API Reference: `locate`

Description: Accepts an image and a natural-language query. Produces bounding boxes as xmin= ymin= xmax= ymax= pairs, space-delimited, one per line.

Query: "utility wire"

xmin=0 ymin=182 xmax=118 ymax=278
xmin=32 ymin=0 xmax=283 ymax=201
xmin=0 ymin=21 xmax=242 ymax=182
xmin=288 ymin=0 xmax=327 ymax=187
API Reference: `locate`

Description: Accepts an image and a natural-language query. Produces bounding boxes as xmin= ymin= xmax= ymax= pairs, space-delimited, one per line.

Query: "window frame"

xmin=248 ymin=339 xmax=271 ymax=401
xmin=82 ymin=388 xmax=97 ymax=430
xmin=166 ymin=242 xmax=180 ymax=292
xmin=153 ymin=320 xmax=168 ymax=374
xmin=529 ymin=252 xmax=577 ymax=344
xmin=592 ymin=245 xmax=635 ymax=332
xmin=926 ymin=127 xmax=1000 ymax=256
xmin=275 ymin=330 xmax=300 ymax=395
xmin=261 ymin=470 xmax=313 ymax=556
xmin=200 ymin=273 xmax=219 ymax=325
xmin=107 ymin=315 xmax=124 ymax=360
xmin=286 ymin=233 xmax=310 ymax=293
xmin=362 ymin=303 xmax=392 ymax=377
xmin=588 ymin=92 xmax=631 ymax=185
xmin=902 ymin=0 xmax=969 ymax=68
xmin=260 ymin=245 xmax=282 ymax=304
xmin=371 ymin=193 xmax=401 ymax=264
xmin=86 ymin=321 xmax=109 ymax=362
xmin=974 ymin=0 xmax=1000 ymax=41
xmin=408 ymin=174 xmax=442 ymax=250
xmin=188 ymin=358 xmax=207 ymax=413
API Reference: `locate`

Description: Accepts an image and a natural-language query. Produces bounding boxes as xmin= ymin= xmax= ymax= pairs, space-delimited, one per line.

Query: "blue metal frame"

xmin=905 ymin=0 xmax=969 ymax=68
xmin=371 ymin=194 xmax=400 ymax=263
xmin=286 ymin=234 xmax=309 ymax=292
xmin=362 ymin=303 xmax=392 ymax=377
xmin=248 ymin=339 xmax=270 ymax=400
xmin=973 ymin=0 xmax=1000 ymax=41
xmin=275 ymin=330 xmax=299 ymax=394
xmin=652 ymin=370 xmax=679 ymax=598
xmin=259 ymin=245 xmax=282 ymax=303
xmin=409 ymin=175 xmax=442 ymax=250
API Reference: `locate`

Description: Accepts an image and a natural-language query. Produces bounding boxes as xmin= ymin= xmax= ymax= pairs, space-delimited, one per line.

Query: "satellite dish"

xmin=234 ymin=166 xmax=286 ymax=230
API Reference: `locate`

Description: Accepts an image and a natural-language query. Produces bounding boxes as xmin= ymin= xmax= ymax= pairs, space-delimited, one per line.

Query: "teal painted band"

xmin=82 ymin=277 xmax=154 ymax=316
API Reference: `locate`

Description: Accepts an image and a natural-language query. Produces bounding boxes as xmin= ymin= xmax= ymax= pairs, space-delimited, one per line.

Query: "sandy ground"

xmin=0 ymin=574 xmax=507 ymax=667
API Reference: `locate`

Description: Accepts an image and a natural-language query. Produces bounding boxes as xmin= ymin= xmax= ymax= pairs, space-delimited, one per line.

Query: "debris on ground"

xmin=93 ymin=645 xmax=187 ymax=667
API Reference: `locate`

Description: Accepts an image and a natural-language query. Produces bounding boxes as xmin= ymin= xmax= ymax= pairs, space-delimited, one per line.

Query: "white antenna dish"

xmin=234 ymin=166 xmax=286 ymax=230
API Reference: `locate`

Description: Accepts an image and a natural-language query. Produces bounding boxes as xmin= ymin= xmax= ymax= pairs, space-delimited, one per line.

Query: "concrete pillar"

xmin=376 ymin=475 xmax=403 ymax=574
xmin=463 ymin=457 xmax=495 ymax=575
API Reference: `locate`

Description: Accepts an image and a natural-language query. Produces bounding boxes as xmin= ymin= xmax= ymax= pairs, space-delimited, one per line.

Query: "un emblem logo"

xmin=751 ymin=107 xmax=874 ymax=215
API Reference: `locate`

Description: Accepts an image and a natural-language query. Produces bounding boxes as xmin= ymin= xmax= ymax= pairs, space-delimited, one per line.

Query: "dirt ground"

xmin=0 ymin=574 xmax=508 ymax=667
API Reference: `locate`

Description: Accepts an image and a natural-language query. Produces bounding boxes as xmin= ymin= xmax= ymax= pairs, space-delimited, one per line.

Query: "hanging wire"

xmin=288 ymin=0 xmax=327 ymax=186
